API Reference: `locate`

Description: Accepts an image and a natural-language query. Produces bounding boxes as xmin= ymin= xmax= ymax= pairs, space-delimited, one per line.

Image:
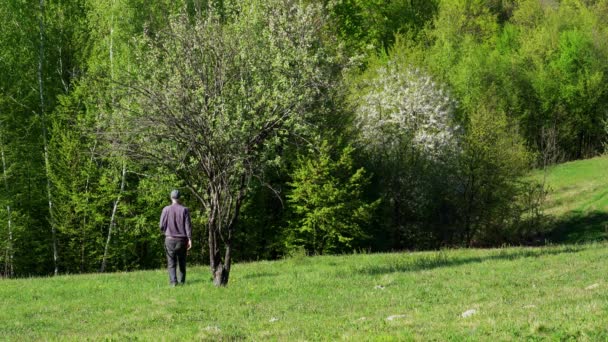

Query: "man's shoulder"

xmin=170 ymin=203 xmax=189 ymax=211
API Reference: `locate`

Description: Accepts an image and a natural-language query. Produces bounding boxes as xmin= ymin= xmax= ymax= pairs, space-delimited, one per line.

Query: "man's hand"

xmin=187 ymin=239 xmax=192 ymax=250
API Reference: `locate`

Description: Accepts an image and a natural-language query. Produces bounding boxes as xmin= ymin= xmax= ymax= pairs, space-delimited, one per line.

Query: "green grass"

xmin=3 ymin=244 xmax=608 ymax=340
xmin=530 ymin=156 xmax=608 ymax=243
xmin=534 ymin=156 xmax=608 ymax=216
xmin=2 ymin=157 xmax=606 ymax=340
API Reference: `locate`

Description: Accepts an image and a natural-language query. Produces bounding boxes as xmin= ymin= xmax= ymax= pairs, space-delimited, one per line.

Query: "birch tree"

xmin=0 ymin=129 xmax=14 ymax=277
xmin=98 ymin=0 xmax=125 ymax=273
xmin=38 ymin=0 xmax=59 ymax=275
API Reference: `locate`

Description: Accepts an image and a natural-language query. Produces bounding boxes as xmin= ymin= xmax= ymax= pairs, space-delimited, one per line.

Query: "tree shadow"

xmin=357 ymin=245 xmax=584 ymax=276
xmin=545 ymin=211 xmax=608 ymax=244
xmin=242 ymin=272 xmax=280 ymax=279
xmin=184 ymin=278 xmax=208 ymax=285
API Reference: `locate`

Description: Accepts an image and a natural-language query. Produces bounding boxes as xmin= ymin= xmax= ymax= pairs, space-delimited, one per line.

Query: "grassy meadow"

xmin=2 ymin=157 xmax=607 ymax=341
xmin=538 ymin=156 xmax=608 ymax=216
xmin=2 ymin=243 xmax=608 ymax=341
xmin=532 ymin=156 xmax=608 ymax=243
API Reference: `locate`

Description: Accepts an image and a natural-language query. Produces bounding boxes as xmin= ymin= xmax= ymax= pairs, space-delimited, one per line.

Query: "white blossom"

xmin=356 ymin=62 xmax=459 ymax=157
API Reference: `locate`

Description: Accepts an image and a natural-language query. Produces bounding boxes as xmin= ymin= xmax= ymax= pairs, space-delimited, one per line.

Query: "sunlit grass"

xmin=529 ymin=156 xmax=608 ymax=243
xmin=2 ymin=157 xmax=606 ymax=340
xmin=2 ymin=243 xmax=608 ymax=340
xmin=533 ymin=156 xmax=608 ymax=216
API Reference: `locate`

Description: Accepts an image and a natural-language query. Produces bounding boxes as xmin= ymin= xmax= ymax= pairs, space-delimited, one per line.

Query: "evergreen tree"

xmin=287 ymin=142 xmax=378 ymax=255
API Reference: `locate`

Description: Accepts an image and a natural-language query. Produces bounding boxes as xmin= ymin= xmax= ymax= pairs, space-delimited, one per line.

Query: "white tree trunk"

xmin=80 ymin=141 xmax=97 ymax=272
xmin=38 ymin=0 xmax=59 ymax=275
xmin=100 ymin=4 xmax=119 ymax=273
xmin=100 ymin=161 xmax=126 ymax=272
xmin=1 ymin=131 xmax=14 ymax=277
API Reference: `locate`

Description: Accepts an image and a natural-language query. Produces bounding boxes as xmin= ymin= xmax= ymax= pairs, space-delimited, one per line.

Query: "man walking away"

xmin=160 ymin=190 xmax=192 ymax=286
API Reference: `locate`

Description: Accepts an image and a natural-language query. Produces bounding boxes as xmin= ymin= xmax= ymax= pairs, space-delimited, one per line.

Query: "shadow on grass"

xmin=545 ymin=211 xmax=608 ymax=244
xmin=242 ymin=272 xmax=280 ymax=279
xmin=357 ymin=245 xmax=584 ymax=276
xmin=184 ymin=278 xmax=208 ymax=285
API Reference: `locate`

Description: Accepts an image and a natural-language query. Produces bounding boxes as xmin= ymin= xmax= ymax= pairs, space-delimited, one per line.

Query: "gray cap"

xmin=170 ymin=189 xmax=180 ymax=199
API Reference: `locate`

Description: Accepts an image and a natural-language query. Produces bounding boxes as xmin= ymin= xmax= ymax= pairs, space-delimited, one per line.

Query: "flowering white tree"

xmin=355 ymin=62 xmax=459 ymax=157
xmin=353 ymin=61 xmax=460 ymax=248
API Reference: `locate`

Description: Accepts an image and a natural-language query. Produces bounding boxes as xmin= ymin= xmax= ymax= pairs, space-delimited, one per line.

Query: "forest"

xmin=1 ymin=0 xmax=607 ymax=279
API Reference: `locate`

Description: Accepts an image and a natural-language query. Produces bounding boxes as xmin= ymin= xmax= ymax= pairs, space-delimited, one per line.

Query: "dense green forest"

xmin=1 ymin=0 xmax=607 ymax=279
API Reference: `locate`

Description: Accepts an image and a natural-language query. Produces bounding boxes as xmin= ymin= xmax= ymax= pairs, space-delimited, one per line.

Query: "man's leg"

xmin=176 ymin=240 xmax=187 ymax=284
xmin=165 ymin=238 xmax=178 ymax=286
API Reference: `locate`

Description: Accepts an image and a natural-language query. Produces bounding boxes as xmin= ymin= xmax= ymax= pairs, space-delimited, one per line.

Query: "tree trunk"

xmin=212 ymin=262 xmax=230 ymax=287
xmin=1 ymin=132 xmax=14 ymax=277
xmin=100 ymin=6 xmax=121 ymax=273
xmin=208 ymin=216 xmax=228 ymax=286
xmin=207 ymin=175 xmax=246 ymax=287
xmin=80 ymin=216 xmax=86 ymax=273
xmin=100 ymin=161 xmax=126 ymax=272
xmin=38 ymin=0 xmax=59 ymax=275
xmin=210 ymin=232 xmax=231 ymax=286
xmin=80 ymin=141 xmax=97 ymax=273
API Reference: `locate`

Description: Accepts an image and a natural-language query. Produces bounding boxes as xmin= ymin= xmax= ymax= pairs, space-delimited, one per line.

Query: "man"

xmin=159 ymin=189 xmax=192 ymax=286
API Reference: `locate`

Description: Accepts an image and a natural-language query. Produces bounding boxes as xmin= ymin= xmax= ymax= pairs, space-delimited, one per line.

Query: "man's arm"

xmin=159 ymin=207 xmax=167 ymax=233
xmin=185 ymin=208 xmax=192 ymax=250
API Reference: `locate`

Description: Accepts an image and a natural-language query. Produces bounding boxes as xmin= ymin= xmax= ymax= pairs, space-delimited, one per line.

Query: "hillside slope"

xmin=2 ymin=244 xmax=608 ymax=340
xmin=532 ymin=156 xmax=608 ymax=243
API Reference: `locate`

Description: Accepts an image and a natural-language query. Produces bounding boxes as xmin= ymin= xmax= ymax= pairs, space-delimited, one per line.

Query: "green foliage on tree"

xmin=0 ymin=0 xmax=62 ymax=275
xmin=603 ymin=118 xmax=608 ymax=154
xmin=119 ymin=0 xmax=344 ymax=285
xmin=325 ymin=0 xmax=439 ymax=55
xmin=287 ymin=142 xmax=378 ymax=255
xmin=417 ymin=0 xmax=608 ymax=161
xmin=453 ymin=104 xmax=535 ymax=246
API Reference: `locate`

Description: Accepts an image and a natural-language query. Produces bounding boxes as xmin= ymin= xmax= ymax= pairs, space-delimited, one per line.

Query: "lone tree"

xmin=119 ymin=0 xmax=341 ymax=286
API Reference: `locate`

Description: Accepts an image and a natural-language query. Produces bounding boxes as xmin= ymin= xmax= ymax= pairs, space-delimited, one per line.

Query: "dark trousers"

xmin=165 ymin=237 xmax=187 ymax=285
